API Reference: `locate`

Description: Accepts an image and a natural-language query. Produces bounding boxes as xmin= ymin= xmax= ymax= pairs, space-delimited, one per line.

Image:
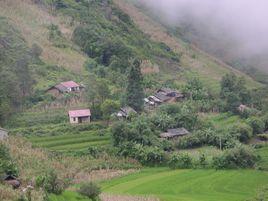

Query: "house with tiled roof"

xmin=47 ymin=81 xmax=83 ymax=96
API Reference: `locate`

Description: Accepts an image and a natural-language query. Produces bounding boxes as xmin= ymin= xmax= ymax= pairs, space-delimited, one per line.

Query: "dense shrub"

xmin=257 ymin=134 xmax=268 ymax=141
xmin=35 ymin=170 xmax=66 ymax=195
xmin=118 ymin=143 xmax=165 ymax=166
xmin=150 ymin=113 xmax=175 ymax=131
xmin=229 ymin=123 xmax=253 ymax=143
xmin=261 ymin=114 xmax=268 ymax=131
xmin=212 ymin=145 xmax=259 ymax=169
xmin=168 ymin=153 xmax=193 ymax=169
xmin=247 ymin=117 xmax=265 ymax=134
xmin=78 ymin=182 xmax=101 ymax=201
xmin=0 ymin=144 xmax=18 ymax=176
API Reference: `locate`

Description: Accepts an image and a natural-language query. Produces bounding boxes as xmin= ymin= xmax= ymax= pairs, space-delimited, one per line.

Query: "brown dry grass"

xmin=100 ymin=193 xmax=160 ymax=201
xmin=0 ymin=0 xmax=86 ymax=73
xmin=140 ymin=60 xmax=160 ymax=74
xmin=74 ymin=169 xmax=137 ymax=184
xmin=2 ymin=137 xmax=138 ymax=185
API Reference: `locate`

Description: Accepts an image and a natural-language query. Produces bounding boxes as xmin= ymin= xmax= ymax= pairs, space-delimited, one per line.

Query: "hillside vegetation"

xmin=114 ymin=0 xmax=261 ymax=90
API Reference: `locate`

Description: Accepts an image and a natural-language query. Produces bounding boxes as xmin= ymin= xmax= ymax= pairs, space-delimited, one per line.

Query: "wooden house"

xmin=47 ymin=81 xmax=83 ymax=96
xmin=68 ymin=109 xmax=91 ymax=124
xmin=117 ymin=106 xmax=137 ymax=119
xmin=160 ymin=128 xmax=190 ymax=140
xmin=145 ymin=88 xmax=185 ymax=108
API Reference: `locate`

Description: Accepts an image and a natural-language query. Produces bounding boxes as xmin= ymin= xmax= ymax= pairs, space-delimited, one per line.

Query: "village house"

xmin=47 ymin=81 xmax=83 ymax=96
xmin=117 ymin=106 xmax=137 ymax=119
xmin=145 ymin=88 xmax=185 ymax=108
xmin=0 ymin=127 xmax=8 ymax=140
xmin=68 ymin=109 xmax=91 ymax=124
xmin=160 ymin=128 xmax=190 ymax=140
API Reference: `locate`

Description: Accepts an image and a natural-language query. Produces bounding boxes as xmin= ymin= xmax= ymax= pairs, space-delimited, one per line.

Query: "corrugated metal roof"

xmin=68 ymin=109 xmax=91 ymax=118
xmin=61 ymin=81 xmax=80 ymax=88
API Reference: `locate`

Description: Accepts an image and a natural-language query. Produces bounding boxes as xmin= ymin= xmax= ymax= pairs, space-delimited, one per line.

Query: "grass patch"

xmin=204 ymin=113 xmax=243 ymax=130
xmin=102 ymin=168 xmax=268 ymax=201
xmin=256 ymin=145 xmax=268 ymax=170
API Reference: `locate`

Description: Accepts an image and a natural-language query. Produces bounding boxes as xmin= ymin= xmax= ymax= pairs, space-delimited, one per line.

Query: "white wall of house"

xmin=69 ymin=116 xmax=90 ymax=124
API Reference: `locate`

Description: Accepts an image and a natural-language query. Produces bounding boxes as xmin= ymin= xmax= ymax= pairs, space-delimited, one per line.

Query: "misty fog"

xmin=135 ymin=0 xmax=268 ymax=72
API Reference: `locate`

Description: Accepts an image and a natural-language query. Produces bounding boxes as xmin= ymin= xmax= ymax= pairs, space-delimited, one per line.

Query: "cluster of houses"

xmin=46 ymin=81 xmax=191 ymax=139
xmin=144 ymin=88 xmax=185 ymax=108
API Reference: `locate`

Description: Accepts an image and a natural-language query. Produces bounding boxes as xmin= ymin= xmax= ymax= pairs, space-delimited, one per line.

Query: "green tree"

xmin=78 ymin=182 xmax=101 ymax=201
xmin=126 ymin=59 xmax=144 ymax=112
xmin=101 ymin=99 xmax=120 ymax=124
xmin=220 ymin=73 xmax=251 ymax=113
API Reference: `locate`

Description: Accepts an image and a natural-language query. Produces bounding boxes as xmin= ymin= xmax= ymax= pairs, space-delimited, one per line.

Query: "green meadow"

xmin=101 ymin=168 xmax=268 ymax=201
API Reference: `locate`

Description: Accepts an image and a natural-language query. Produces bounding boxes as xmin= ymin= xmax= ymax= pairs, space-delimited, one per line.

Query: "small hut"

xmin=160 ymin=128 xmax=190 ymax=140
xmin=47 ymin=81 xmax=83 ymax=96
xmin=68 ymin=109 xmax=91 ymax=124
xmin=117 ymin=106 xmax=137 ymax=119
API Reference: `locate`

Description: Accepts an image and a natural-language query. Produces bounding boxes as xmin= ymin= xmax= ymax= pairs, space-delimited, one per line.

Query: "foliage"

xmin=247 ymin=117 xmax=265 ymax=135
xmin=220 ymin=73 xmax=251 ymax=113
xmin=212 ymin=145 xmax=259 ymax=169
xmin=168 ymin=153 xmax=193 ymax=169
xmin=35 ymin=169 xmax=67 ymax=195
xmin=126 ymin=59 xmax=144 ymax=112
xmin=118 ymin=143 xmax=165 ymax=166
xmin=0 ymin=144 xmax=18 ymax=176
xmin=228 ymin=123 xmax=253 ymax=143
xmin=0 ymin=17 xmax=36 ymax=123
xmin=101 ymin=99 xmax=120 ymax=123
xmin=184 ymin=77 xmax=209 ymax=101
xmin=78 ymin=182 xmax=101 ymax=201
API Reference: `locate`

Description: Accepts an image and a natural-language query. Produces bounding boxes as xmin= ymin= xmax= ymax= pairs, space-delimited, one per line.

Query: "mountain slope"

xmin=0 ymin=0 xmax=87 ymax=73
xmin=114 ymin=0 xmax=261 ymax=90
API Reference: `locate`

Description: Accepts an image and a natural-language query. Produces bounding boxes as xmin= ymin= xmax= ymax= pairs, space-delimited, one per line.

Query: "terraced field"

xmin=28 ymin=130 xmax=111 ymax=153
xmin=102 ymin=168 xmax=268 ymax=201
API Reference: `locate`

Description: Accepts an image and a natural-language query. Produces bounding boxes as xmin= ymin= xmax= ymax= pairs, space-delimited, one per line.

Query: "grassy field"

xmin=102 ymin=168 xmax=268 ymax=201
xmin=204 ymin=113 xmax=243 ymax=130
xmin=256 ymin=145 xmax=268 ymax=170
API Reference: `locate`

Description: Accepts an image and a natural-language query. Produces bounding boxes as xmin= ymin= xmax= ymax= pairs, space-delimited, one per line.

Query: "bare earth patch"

xmin=100 ymin=194 xmax=160 ymax=201
xmin=74 ymin=169 xmax=138 ymax=184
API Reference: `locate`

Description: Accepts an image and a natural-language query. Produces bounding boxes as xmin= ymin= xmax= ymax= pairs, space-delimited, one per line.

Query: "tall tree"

xmin=126 ymin=59 xmax=144 ymax=112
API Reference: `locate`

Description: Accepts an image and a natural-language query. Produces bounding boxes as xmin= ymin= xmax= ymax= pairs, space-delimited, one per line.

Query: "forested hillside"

xmin=1 ymin=1 xmax=268 ymax=201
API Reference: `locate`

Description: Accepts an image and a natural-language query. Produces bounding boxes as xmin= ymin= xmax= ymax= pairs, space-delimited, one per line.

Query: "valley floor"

xmin=101 ymin=168 xmax=268 ymax=201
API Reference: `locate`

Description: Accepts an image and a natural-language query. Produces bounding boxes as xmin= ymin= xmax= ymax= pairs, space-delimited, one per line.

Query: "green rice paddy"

xmin=102 ymin=168 xmax=268 ymax=201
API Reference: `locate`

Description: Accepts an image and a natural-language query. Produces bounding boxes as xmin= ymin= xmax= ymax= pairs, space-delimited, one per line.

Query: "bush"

xmin=0 ymin=144 xmax=19 ymax=176
xmin=261 ymin=114 xmax=268 ymax=131
xmin=168 ymin=153 xmax=193 ymax=169
xmin=78 ymin=182 xmax=101 ymax=201
xmin=247 ymin=117 xmax=265 ymax=134
xmin=257 ymin=134 xmax=268 ymax=141
xmin=212 ymin=145 xmax=259 ymax=169
xmin=229 ymin=123 xmax=253 ymax=143
xmin=35 ymin=170 xmax=66 ymax=195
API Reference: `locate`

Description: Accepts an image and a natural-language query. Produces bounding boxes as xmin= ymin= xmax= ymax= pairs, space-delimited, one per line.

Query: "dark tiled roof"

xmin=160 ymin=128 xmax=190 ymax=138
xmin=154 ymin=92 xmax=171 ymax=102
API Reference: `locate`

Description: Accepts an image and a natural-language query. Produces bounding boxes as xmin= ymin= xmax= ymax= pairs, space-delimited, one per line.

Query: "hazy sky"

xmin=137 ymin=0 xmax=268 ymax=58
